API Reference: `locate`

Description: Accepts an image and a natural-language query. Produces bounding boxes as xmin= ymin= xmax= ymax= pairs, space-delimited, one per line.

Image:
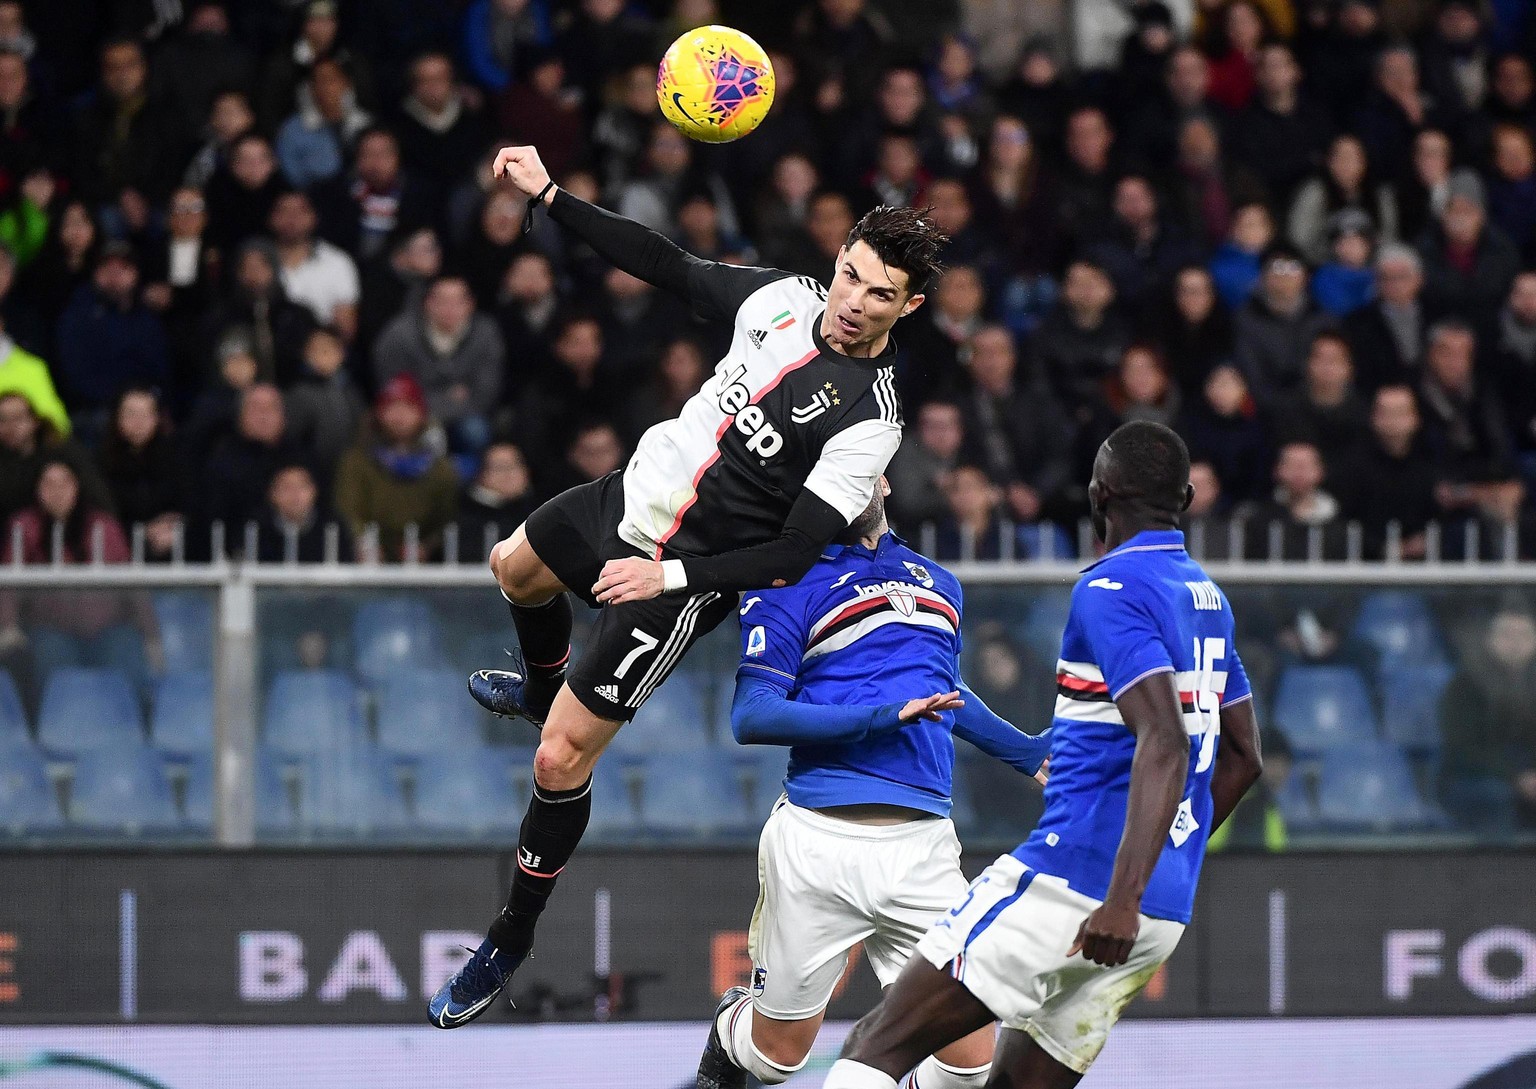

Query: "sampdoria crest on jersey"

xmin=902 ymin=561 xmax=935 ymax=588
xmin=885 ymin=588 xmax=916 ymax=617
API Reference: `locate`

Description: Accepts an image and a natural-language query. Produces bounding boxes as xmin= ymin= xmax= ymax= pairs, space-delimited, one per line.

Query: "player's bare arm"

xmin=1069 ymin=673 xmax=1190 ymax=969
xmin=1208 ymin=698 xmax=1263 ymax=831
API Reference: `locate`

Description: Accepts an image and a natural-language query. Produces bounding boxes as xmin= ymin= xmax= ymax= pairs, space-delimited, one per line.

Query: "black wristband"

xmin=521 ymin=182 xmax=557 ymax=235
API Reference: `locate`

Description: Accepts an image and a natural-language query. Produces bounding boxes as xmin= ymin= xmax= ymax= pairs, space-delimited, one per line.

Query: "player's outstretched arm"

xmin=1070 ymin=672 xmax=1190 ymax=969
xmin=493 ymin=145 xmax=777 ymax=320
xmin=1209 ymin=696 xmax=1261 ymax=831
xmin=731 ymin=675 xmax=962 ymax=746
xmin=595 ymin=489 xmax=848 ymax=603
xmin=951 ymin=682 xmax=1051 ymax=783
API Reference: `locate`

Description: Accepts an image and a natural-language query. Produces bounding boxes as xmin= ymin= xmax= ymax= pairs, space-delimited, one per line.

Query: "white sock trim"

xmin=826 ymin=1058 xmax=901 ymax=1089
xmin=909 ymin=1055 xmax=991 ymax=1088
xmin=717 ymin=997 xmax=808 ymax=1085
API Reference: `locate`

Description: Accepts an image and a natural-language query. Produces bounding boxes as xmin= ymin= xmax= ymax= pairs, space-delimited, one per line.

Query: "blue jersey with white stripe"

xmin=1012 ymin=530 xmax=1252 ymax=924
xmin=736 ymin=533 xmax=964 ymax=814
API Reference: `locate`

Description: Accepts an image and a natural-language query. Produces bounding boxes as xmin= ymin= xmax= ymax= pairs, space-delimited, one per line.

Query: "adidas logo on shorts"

xmin=747 ymin=328 xmax=767 ymax=348
xmin=595 ymin=684 xmax=620 ymax=703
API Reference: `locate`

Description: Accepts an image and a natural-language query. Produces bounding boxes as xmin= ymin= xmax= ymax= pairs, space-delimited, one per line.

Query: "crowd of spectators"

xmin=0 ymin=0 xmax=1532 ymax=567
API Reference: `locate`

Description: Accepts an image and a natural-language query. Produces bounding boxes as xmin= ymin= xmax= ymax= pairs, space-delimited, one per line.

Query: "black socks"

xmin=507 ymin=593 xmax=572 ymax=713
xmin=487 ymin=775 xmax=593 ymax=960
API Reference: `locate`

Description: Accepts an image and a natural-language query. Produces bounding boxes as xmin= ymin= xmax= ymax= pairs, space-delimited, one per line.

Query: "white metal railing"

xmin=6 ymin=517 xmax=1535 ymax=848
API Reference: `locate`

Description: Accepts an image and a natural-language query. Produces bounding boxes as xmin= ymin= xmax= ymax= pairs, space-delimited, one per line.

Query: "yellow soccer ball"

xmin=657 ymin=25 xmax=775 ymax=144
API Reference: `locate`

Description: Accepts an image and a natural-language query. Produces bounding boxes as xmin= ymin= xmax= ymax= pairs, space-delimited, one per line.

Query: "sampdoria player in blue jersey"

xmin=695 ymin=476 xmax=1050 ymax=1089
xmin=823 ymin=421 xmax=1265 ymax=1089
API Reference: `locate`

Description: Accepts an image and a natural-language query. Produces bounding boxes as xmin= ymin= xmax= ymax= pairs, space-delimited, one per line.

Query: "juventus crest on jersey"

xmin=618 ymin=271 xmax=904 ymax=561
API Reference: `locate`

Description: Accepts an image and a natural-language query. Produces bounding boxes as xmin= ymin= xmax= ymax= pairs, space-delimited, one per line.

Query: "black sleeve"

xmin=545 ymin=189 xmax=785 ymax=322
xmin=677 ymin=489 xmax=847 ymax=595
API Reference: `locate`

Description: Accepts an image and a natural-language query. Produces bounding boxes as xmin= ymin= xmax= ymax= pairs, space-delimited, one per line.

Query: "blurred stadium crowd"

xmin=0 ymin=0 xmax=1535 ymax=844
xmin=0 ymin=0 xmax=1532 ymax=566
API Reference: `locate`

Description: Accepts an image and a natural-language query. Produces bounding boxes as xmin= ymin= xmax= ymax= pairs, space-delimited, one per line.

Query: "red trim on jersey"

xmin=653 ymin=347 xmax=821 ymax=558
xmin=1055 ymin=673 xmax=1110 ymax=694
xmin=518 ymin=859 xmax=564 ymax=879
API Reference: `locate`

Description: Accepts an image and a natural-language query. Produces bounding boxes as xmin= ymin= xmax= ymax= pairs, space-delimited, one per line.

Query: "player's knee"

xmin=533 ymin=730 xmax=599 ymax=788
xmin=750 ymin=1021 xmax=815 ymax=1072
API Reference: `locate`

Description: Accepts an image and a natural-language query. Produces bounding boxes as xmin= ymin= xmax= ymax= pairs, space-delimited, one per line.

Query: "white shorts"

xmin=748 ymin=795 xmax=970 ymax=1020
xmin=916 ymin=854 xmax=1185 ymax=1074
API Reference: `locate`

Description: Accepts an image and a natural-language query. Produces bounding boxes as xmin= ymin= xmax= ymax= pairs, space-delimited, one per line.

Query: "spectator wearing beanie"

xmin=333 ymin=373 xmax=458 ymax=562
xmin=1416 ymin=168 xmax=1522 ymax=326
xmin=1311 ymin=208 xmax=1379 ymax=317
xmin=53 ymin=241 xmax=170 ymax=439
xmin=1233 ymin=242 xmax=1335 ymax=403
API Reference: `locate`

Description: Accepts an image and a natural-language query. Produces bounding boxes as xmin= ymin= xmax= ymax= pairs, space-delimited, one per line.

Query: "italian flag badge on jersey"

xmin=772 ymin=310 xmax=796 ymax=329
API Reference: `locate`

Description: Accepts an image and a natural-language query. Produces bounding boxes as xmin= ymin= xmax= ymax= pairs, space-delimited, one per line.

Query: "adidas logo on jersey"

xmin=747 ymin=328 xmax=767 ymax=348
xmin=595 ymin=684 xmax=620 ymax=703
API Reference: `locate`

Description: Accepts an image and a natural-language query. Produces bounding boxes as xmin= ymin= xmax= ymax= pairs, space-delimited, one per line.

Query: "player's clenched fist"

xmin=492 ymin=145 xmax=555 ymax=203
xmin=1069 ymin=900 xmax=1141 ymax=968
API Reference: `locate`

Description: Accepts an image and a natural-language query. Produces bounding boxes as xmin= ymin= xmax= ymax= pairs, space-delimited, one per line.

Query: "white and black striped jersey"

xmin=618 ymin=264 xmax=903 ymax=560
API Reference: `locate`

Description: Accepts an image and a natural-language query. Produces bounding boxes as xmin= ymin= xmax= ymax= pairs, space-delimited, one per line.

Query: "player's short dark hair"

xmin=845 ymin=206 xmax=949 ymax=296
xmin=1100 ymin=421 xmax=1190 ymax=514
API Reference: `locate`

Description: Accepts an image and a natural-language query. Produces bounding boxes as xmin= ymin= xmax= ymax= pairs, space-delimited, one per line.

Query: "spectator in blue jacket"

xmin=53 ymin=242 xmax=169 ymax=441
xmin=460 ymin=0 xmax=552 ymax=94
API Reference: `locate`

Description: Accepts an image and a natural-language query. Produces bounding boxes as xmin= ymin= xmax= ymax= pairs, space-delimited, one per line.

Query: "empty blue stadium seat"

xmin=377 ymin=670 xmax=484 ymax=756
xmin=37 ymin=668 xmax=143 ymax=753
xmin=637 ymin=749 xmax=754 ymax=837
xmin=0 ymin=670 xmax=27 ymax=744
xmin=585 ymin=759 xmax=640 ymax=839
xmin=254 ymin=748 xmax=301 ymax=833
xmin=1016 ymin=589 xmax=1073 ymax=664
xmin=153 ymin=592 xmax=215 ymax=674
xmin=1315 ymin=742 xmax=1445 ymax=831
xmin=262 ymin=670 xmax=364 ymax=755
xmin=1270 ymin=665 xmax=1378 ymax=754
xmin=608 ymin=682 xmax=711 ymax=756
xmin=0 ymin=740 xmax=62 ymax=832
xmin=1275 ymin=773 xmax=1319 ymax=833
xmin=151 ymin=671 xmax=214 ymax=755
xmin=1350 ymin=591 xmax=1448 ymax=673
xmin=70 ymin=744 xmax=177 ymax=832
xmin=731 ymin=746 xmax=789 ymax=817
xmin=352 ymin=598 xmax=448 ymax=688
xmin=297 ymin=747 xmax=408 ymax=835
xmin=1381 ymin=661 xmax=1455 ymax=756
xmin=179 ymin=753 xmax=214 ymax=829
xmin=411 ymin=749 xmax=519 ymax=835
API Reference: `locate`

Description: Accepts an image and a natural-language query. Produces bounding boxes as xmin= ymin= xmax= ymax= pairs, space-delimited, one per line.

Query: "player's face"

xmin=823 ymin=241 xmax=923 ymax=353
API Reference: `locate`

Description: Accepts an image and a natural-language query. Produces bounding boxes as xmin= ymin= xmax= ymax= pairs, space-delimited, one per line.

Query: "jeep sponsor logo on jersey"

xmin=716 ymin=363 xmax=784 ymax=457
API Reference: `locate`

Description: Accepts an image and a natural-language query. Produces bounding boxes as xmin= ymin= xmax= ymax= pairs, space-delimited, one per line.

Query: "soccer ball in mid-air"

xmin=657 ymin=25 xmax=775 ymax=143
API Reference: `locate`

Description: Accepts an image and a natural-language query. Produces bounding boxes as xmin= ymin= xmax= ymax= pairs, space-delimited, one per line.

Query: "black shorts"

xmin=524 ymin=472 xmax=735 ymax=721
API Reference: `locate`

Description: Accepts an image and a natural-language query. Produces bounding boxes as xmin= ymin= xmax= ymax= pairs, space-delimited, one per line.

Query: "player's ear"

xmin=878 ymin=474 xmax=891 ymax=498
xmin=900 ymin=291 xmax=925 ymax=317
xmin=1180 ymin=483 xmax=1195 ymax=512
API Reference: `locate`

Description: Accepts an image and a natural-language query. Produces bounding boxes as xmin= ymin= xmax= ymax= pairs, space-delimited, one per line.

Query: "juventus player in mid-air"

xmin=428 ymin=143 xmax=947 ymax=1028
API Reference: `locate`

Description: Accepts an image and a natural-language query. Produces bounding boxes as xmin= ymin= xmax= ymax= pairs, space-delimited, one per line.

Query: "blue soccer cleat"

xmin=427 ymin=939 xmax=525 ymax=1028
xmin=467 ymin=667 xmax=556 ymax=725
